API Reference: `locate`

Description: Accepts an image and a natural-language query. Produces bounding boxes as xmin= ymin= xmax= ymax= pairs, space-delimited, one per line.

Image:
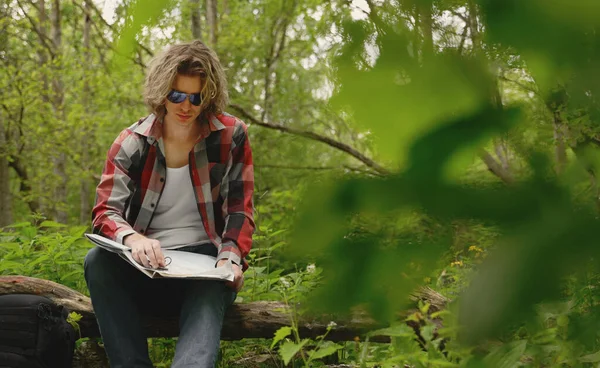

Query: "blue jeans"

xmin=84 ymin=246 xmax=236 ymax=368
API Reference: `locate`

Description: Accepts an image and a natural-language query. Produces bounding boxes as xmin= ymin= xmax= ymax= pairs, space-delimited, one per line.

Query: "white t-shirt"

xmin=146 ymin=165 xmax=210 ymax=249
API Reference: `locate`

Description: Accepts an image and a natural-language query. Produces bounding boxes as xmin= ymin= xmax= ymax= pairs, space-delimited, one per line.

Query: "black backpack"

xmin=0 ymin=294 xmax=76 ymax=368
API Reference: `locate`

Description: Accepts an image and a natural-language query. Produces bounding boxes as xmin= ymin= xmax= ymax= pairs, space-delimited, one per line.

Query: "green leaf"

xmin=279 ymin=339 xmax=308 ymax=365
xmin=39 ymin=221 xmax=66 ymax=228
xmin=113 ymin=0 xmax=172 ymax=67
xmin=69 ymin=226 xmax=88 ymax=237
xmin=580 ymin=350 xmax=600 ymax=363
xmin=483 ymin=340 xmax=527 ymax=368
xmin=60 ymin=270 xmax=82 ymax=282
xmin=268 ymin=229 xmax=287 ymax=238
xmin=271 ymin=326 xmax=293 ymax=349
xmin=423 ymin=360 xmax=458 ymax=367
xmin=0 ymin=242 xmax=21 ymax=252
xmin=421 ymin=324 xmax=436 ymax=342
xmin=53 ymin=250 xmax=68 ymax=260
xmin=270 ymin=241 xmax=286 ymax=251
xmin=308 ymin=341 xmax=343 ymax=361
xmin=368 ymin=324 xmax=414 ymax=338
xmin=27 ymin=254 xmax=50 ymax=267
xmin=0 ymin=261 xmax=24 ymax=272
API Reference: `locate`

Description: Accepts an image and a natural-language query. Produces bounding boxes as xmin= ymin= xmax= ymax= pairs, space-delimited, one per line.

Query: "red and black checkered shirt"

xmin=91 ymin=113 xmax=255 ymax=269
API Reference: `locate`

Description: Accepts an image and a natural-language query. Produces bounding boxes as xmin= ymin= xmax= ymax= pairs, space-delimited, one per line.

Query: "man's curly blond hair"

xmin=144 ymin=40 xmax=228 ymax=119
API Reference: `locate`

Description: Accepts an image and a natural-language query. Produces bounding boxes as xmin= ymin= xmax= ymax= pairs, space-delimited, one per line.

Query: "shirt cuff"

xmin=116 ymin=229 xmax=137 ymax=245
xmin=216 ymin=243 xmax=242 ymax=266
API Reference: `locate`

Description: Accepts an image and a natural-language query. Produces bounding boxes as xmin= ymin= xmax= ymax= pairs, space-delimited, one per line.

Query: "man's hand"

xmin=124 ymin=233 xmax=166 ymax=269
xmin=216 ymin=259 xmax=243 ymax=292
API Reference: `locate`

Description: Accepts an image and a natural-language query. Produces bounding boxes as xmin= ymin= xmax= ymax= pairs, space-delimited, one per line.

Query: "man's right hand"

xmin=124 ymin=233 xmax=165 ymax=269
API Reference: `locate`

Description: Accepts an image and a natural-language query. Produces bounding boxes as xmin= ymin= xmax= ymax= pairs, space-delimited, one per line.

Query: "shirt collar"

xmin=208 ymin=113 xmax=226 ymax=131
xmin=134 ymin=113 xmax=226 ymax=143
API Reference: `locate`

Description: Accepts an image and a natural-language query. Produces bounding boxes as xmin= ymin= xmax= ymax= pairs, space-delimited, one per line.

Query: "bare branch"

xmin=450 ymin=9 xmax=468 ymax=24
xmin=262 ymin=0 xmax=297 ymax=122
xmin=230 ymin=104 xmax=390 ymax=176
xmin=72 ymin=0 xmax=151 ymax=67
xmin=256 ymin=164 xmax=383 ymax=177
xmin=363 ymin=0 xmax=386 ymax=34
xmin=8 ymin=157 xmax=39 ymax=213
xmin=457 ymin=23 xmax=469 ymax=54
xmin=77 ymin=0 xmax=154 ymax=57
xmin=498 ymin=75 xmax=539 ymax=96
xmin=15 ymin=0 xmax=56 ymax=58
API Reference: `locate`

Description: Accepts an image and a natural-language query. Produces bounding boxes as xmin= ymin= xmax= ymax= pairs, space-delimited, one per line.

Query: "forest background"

xmin=2 ymin=0 xmax=600 ymax=366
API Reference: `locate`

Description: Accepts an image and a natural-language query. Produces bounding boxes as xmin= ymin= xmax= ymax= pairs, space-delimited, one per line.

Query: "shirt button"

xmin=151 ymin=203 xmax=155 ymax=208
xmin=140 ymin=229 xmax=145 ymax=234
xmin=160 ymin=177 xmax=164 ymax=182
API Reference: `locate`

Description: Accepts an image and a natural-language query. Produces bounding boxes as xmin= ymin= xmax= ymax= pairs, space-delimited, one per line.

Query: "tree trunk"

xmin=206 ymin=0 xmax=218 ymax=47
xmin=190 ymin=0 xmax=202 ymax=40
xmin=36 ymin=0 xmax=50 ymax=218
xmin=37 ymin=0 xmax=48 ymax=63
xmin=0 ymin=7 xmax=12 ymax=227
xmin=0 ymin=116 xmax=12 ymax=227
xmin=0 ymin=275 xmax=448 ymax=342
xmin=51 ymin=0 xmax=68 ymax=223
xmin=8 ymin=158 xmax=40 ymax=214
xmin=494 ymin=138 xmax=510 ymax=171
xmin=468 ymin=0 xmax=479 ymax=52
xmin=478 ymin=149 xmax=514 ymax=184
xmin=261 ymin=1 xmax=295 ymax=122
xmin=222 ymin=0 xmax=229 ymax=16
xmin=554 ymin=114 xmax=567 ymax=175
xmin=413 ymin=5 xmax=420 ymax=60
xmin=419 ymin=0 xmax=433 ymax=60
xmin=79 ymin=0 xmax=92 ymax=225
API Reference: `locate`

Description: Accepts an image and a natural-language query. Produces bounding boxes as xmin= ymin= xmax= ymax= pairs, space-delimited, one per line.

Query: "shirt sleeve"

xmin=216 ymin=121 xmax=255 ymax=268
xmin=91 ymin=129 xmax=140 ymax=244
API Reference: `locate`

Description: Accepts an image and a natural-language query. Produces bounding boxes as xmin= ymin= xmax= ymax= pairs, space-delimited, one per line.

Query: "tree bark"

xmin=79 ymin=0 xmax=92 ymax=225
xmin=222 ymin=0 xmax=229 ymax=16
xmin=37 ymin=0 xmax=49 ymax=63
xmin=206 ymin=0 xmax=218 ymax=47
xmin=36 ymin=0 xmax=50 ymax=218
xmin=0 ymin=8 xmax=12 ymax=227
xmin=420 ymin=0 xmax=433 ymax=60
xmin=478 ymin=149 xmax=514 ymax=184
xmin=0 ymin=115 xmax=12 ymax=227
xmin=553 ymin=113 xmax=567 ymax=175
xmin=494 ymin=138 xmax=510 ymax=171
xmin=190 ymin=0 xmax=202 ymax=40
xmin=8 ymin=158 xmax=39 ymax=214
xmin=262 ymin=0 xmax=296 ymax=122
xmin=51 ymin=0 xmax=68 ymax=224
xmin=0 ymin=276 xmax=447 ymax=342
xmin=467 ymin=0 xmax=479 ymax=52
xmin=413 ymin=4 xmax=420 ymax=59
xmin=489 ymin=77 xmax=513 ymax=176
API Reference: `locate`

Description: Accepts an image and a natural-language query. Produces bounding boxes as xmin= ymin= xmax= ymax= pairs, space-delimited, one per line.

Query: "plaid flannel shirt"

xmin=91 ymin=113 xmax=255 ymax=269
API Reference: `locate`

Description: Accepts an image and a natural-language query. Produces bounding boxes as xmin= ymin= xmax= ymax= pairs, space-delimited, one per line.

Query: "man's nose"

xmin=181 ymin=97 xmax=192 ymax=109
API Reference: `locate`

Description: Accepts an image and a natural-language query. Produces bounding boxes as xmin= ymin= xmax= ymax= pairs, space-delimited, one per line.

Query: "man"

xmin=84 ymin=40 xmax=255 ymax=368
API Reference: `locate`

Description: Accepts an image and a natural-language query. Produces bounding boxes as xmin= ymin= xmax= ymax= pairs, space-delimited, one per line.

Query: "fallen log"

xmin=0 ymin=275 xmax=448 ymax=342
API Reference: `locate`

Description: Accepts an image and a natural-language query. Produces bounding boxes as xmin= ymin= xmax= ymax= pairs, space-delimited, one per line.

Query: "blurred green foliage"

xmin=288 ymin=0 xmax=600 ymax=365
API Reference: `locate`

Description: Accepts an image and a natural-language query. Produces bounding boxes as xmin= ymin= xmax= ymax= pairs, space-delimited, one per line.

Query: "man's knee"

xmin=186 ymin=281 xmax=236 ymax=307
xmin=84 ymin=246 xmax=115 ymax=280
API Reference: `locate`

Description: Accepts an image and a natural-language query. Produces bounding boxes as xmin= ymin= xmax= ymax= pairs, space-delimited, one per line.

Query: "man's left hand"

xmin=216 ymin=259 xmax=243 ymax=292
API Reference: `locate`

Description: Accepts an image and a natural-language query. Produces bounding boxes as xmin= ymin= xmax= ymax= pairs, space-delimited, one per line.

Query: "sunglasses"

xmin=166 ymin=90 xmax=202 ymax=106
